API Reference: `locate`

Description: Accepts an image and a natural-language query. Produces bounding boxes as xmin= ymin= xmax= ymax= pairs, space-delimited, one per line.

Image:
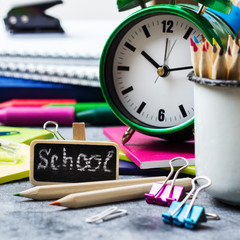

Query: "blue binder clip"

xmin=162 ymin=176 xmax=220 ymax=229
xmin=145 ymin=157 xmax=189 ymax=206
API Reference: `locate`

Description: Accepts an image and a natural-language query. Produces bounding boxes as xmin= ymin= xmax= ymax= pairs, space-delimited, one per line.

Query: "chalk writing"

xmin=31 ymin=142 xmax=118 ymax=184
xmin=37 ymin=147 xmax=113 ymax=173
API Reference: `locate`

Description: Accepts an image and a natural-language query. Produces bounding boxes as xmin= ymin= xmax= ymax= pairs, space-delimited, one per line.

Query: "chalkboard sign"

xmin=30 ymin=140 xmax=119 ymax=186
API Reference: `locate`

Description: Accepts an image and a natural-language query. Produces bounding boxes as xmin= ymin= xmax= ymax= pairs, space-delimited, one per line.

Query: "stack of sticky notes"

xmin=0 ymin=126 xmax=53 ymax=184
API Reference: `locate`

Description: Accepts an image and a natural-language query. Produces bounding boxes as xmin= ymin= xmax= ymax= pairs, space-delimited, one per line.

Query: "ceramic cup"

xmin=189 ymin=72 xmax=240 ymax=206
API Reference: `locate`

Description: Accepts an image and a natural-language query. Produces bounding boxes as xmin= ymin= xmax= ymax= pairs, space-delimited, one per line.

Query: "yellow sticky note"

xmin=0 ymin=144 xmax=29 ymax=184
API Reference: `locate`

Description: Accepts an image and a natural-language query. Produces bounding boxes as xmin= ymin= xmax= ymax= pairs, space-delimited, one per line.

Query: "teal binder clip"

xmin=162 ymin=176 xmax=220 ymax=229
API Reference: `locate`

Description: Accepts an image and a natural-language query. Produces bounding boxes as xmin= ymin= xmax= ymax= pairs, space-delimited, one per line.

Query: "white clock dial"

xmin=112 ymin=13 xmax=203 ymax=128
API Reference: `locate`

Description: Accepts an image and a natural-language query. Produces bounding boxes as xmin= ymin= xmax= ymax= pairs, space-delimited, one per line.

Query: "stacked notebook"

xmin=0 ymin=19 xmax=118 ymax=101
xmin=104 ymin=126 xmax=195 ymax=176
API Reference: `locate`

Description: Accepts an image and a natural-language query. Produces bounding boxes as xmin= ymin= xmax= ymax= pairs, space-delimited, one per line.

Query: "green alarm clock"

xmin=99 ymin=0 xmax=235 ymax=144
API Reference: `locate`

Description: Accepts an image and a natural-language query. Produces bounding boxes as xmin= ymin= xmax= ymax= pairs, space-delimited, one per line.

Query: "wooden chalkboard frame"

xmin=30 ymin=140 xmax=119 ymax=186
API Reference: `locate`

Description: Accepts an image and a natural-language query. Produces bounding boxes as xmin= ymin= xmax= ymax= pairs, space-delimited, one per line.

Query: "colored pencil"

xmin=200 ymin=34 xmax=206 ymax=44
xmin=50 ymin=177 xmax=192 ymax=209
xmin=228 ymin=47 xmax=240 ymax=80
xmin=212 ymin=38 xmax=220 ymax=63
xmin=190 ymin=38 xmax=200 ymax=76
xmin=193 ymin=35 xmax=200 ymax=44
xmin=15 ymin=176 xmax=167 ymax=200
xmin=212 ymin=47 xmax=228 ymax=80
xmin=232 ymin=36 xmax=240 ymax=57
xmin=227 ymin=33 xmax=234 ymax=53
xmin=199 ymin=44 xmax=211 ymax=78
xmin=225 ymin=45 xmax=232 ymax=69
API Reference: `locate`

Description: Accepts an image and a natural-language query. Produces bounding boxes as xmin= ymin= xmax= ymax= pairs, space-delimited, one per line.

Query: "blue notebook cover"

xmin=0 ymin=76 xmax=104 ymax=102
xmin=119 ymin=160 xmax=169 ymax=176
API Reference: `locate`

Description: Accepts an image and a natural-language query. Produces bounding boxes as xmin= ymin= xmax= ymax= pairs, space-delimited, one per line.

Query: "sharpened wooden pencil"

xmin=225 ymin=45 xmax=232 ymax=69
xmin=227 ymin=33 xmax=234 ymax=53
xmin=50 ymin=177 xmax=192 ymax=209
xmin=212 ymin=46 xmax=228 ymax=80
xmin=199 ymin=44 xmax=211 ymax=78
xmin=212 ymin=38 xmax=220 ymax=63
xmin=190 ymin=37 xmax=200 ymax=76
xmin=232 ymin=36 xmax=239 ymax=57
xmin=14 ymin=176 xmax=167 ymax=200
xmin=228 ymin=47 xmax=240 ymax=80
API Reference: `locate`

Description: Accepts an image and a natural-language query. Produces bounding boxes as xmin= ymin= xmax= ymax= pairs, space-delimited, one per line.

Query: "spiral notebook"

xmin=0 ymin=19 xmax=118 ymax=87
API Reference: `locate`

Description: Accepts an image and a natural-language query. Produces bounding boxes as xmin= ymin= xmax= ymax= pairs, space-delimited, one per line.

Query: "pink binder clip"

xmin=145 ymin=157 xmax=189 ymax=206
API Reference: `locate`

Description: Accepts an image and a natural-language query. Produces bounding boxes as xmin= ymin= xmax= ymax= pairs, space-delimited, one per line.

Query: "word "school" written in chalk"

xmin=30 ymin=141 xmax=119 ymax=185
xmin=37 ymin=147 xmax=114 ymax=173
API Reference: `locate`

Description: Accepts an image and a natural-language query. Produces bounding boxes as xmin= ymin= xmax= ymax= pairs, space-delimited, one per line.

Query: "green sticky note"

xmin=0 ymin=126 xmax=53 ymax=184
xmin=0 ymin=126 xmax=53 ymax=145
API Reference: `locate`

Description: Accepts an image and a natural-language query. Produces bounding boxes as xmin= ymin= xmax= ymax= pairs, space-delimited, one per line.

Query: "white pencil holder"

xmin=189 ymin=72 xmax=240 ymax=206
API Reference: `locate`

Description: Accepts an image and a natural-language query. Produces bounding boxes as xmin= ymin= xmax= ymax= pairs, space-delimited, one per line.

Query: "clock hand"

xmin=168 ymin=66 xmax=193 ymax=72
xmin=154 ymin=75 xmax=160 ymax=84
xmin=165 ymin=39 xmax=177 ymax=62
xmin=163 ymin=38 xmax=169 ymax=65
xmin=155 ymin=65 xmax=192 ymax=79
xmin=141 ymin=51 xmax=161 ymax=69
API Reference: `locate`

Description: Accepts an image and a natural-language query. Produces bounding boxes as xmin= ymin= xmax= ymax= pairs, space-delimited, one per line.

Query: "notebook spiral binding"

xmin=0 ymin=52 xmax=100 ymax=87
xmin=0 ymin=52 xmax=100 ymax=66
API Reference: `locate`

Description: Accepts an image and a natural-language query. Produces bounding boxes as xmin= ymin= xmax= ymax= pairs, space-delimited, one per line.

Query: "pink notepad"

xmin=103 ymin=126 xmax=195 ymax=169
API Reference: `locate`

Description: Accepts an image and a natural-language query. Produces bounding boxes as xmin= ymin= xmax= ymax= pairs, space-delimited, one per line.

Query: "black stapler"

xmin=4 ymin=0 xmax=64 ymax=33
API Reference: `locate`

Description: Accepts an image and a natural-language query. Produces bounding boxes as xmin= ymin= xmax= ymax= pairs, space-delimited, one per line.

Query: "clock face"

xmin=103 ymin=13 xmax=203 ymax=130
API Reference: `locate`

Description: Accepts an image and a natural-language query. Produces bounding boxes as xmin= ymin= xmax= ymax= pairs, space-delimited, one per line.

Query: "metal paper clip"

xmin=0 ymin=139 xmax=21 ymax=164
xmin=85 ymin=207 xmax=127 ymax=223
xmin=162 ymin=176 xmax=220 ymax=229
xmin=145 ymin=157 xmax=189 ymax=206
xmin=43 ymin=121 xmax=65 ymax=140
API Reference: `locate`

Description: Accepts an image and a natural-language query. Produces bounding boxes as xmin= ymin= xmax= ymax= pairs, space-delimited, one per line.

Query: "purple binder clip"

xmin=145 ymin=157 xmax=189 ymax=206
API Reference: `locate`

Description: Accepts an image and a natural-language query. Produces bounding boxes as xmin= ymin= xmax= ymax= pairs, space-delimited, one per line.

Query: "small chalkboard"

xmin=30 ymin=140 xmax=119 ymax=186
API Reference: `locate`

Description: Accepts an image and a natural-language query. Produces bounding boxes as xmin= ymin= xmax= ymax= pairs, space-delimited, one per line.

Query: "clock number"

xmin=158 ymin=109 xmax=165 ymax=121
xmin=162 ymin=20 xmax=173 ymax=33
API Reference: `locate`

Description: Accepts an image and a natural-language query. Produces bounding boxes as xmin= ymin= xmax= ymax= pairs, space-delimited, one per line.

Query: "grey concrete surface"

xmin=0 ymin=126 xmax=239 ymax=240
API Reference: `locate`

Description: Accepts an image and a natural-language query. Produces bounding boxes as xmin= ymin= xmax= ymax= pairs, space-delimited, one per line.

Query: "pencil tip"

xmin=193 ymin=35 xmax=199 ymax=44
xmin=14 ymin=193 xmax=21 ymax=197
xmin=190 ymin=38 xmax=198 ymax=52
xmin=219 ymin=46 xmax=224 ymax=56
xmin=235 ymin=35 xmax=239 ymax=44
xmin=202 ymin=44 xmax=207 ymax=52
xmin=213 ymin=44 xmax=217 ymax=53
xmin=212 ymin=38 xmax=217 ymax=46
xmin=227 ymin=46 xmax=232 ymax=56
xmin=201 ymin=34 xmax=206 ymax=43
xmin=190 ymin=37 xmax=194 ymax=46
xmin=50 ymin=201 xmax=61 ymax=206
xmin=205 ymin=41 xmax=209 ymax=50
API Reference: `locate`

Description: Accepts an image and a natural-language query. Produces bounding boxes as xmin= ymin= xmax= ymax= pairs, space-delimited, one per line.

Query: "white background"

xmin=0 ymin=0 xmax=141 ymax=20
